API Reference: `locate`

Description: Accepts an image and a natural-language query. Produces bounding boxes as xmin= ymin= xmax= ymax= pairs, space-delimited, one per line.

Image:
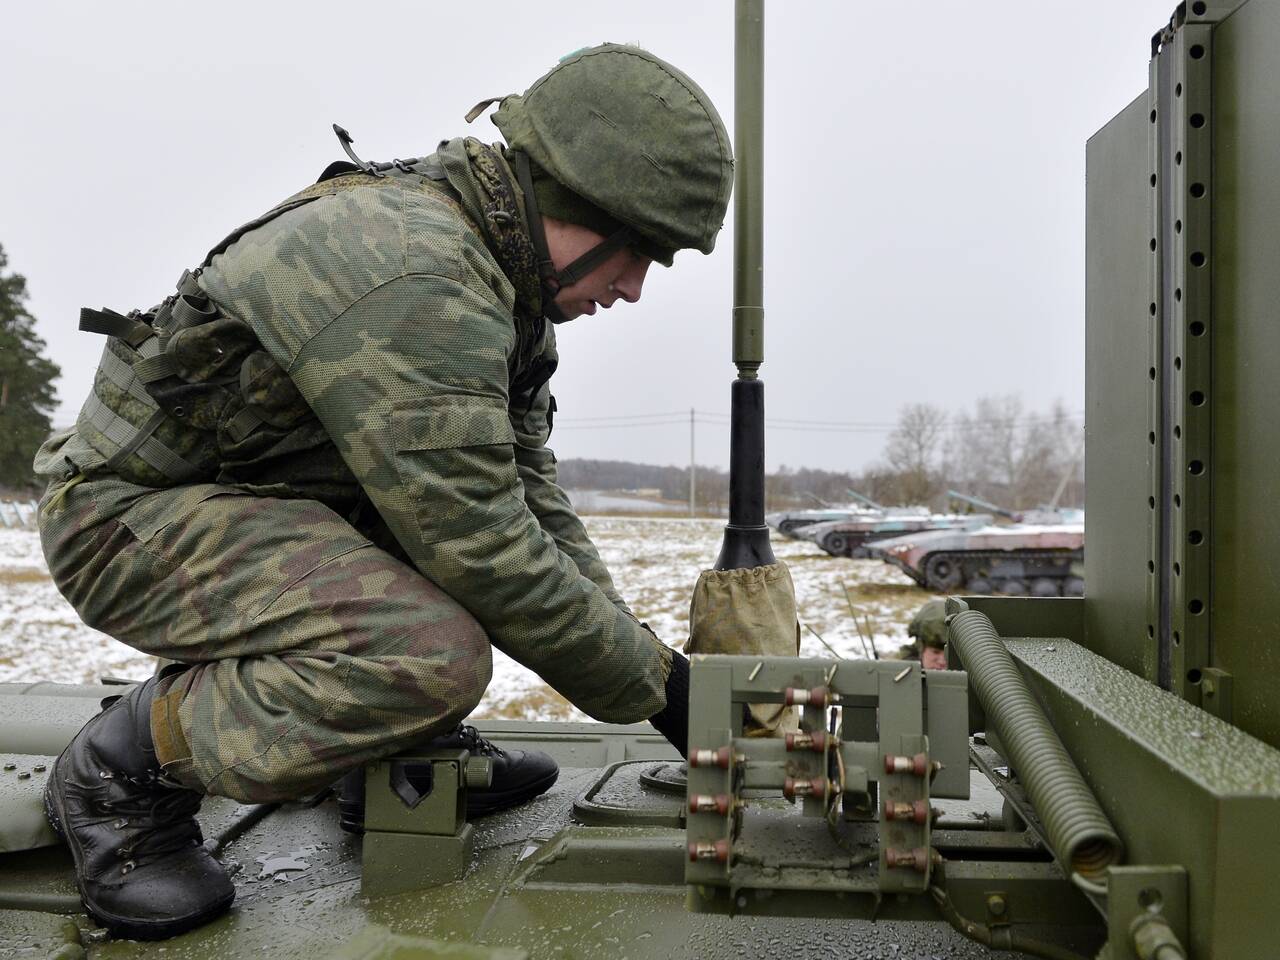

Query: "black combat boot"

xmin=337 ymin=724 xmax=559 ymax=832
xmin=43 ymin=675 xmax=235 ymax=940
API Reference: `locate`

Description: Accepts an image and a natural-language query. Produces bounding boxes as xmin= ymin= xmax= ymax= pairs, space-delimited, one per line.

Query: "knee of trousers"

xmin=437 ymin=618 xmax=493 ymax=724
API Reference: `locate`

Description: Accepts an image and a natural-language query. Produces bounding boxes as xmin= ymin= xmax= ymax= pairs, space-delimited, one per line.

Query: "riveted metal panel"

xmin=1205 ymin=0 xmax=1280 ymax=748
xmin=1084 ymin=94 xmax=1153 ymax=679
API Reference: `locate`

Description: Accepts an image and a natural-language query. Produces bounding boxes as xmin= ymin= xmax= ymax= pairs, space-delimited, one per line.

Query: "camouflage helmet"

xmin=489 ymin=44 xmax=733 ymax=262
xmin=907 ymin=599 xmax=948 ymax=650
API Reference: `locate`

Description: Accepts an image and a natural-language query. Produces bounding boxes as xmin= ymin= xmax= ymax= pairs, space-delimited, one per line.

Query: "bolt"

xmin=32 ymin=764 xmax=46 ymax=773
xmin=17 ymin=771 xmax=30 ymax=780
xmin=2 ymin=763 xmax=14 ymax=772
xmin=987 ymin=894 xmax=1008 ymax=917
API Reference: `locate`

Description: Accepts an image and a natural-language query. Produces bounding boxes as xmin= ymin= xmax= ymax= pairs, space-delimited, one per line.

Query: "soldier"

xmin=36 ymin=44 xmax=730 ymax=940
xmin=896 ymin=598 xmax=950 ymax=670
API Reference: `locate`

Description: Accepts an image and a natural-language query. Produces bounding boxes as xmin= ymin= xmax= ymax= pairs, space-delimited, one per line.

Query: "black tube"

xmin=715 ymin=377 xmax=775 ymax=570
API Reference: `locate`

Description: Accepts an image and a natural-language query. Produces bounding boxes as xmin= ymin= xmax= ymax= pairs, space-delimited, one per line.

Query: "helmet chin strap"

xmin=510 ymin=151 xmax=633 ymax=324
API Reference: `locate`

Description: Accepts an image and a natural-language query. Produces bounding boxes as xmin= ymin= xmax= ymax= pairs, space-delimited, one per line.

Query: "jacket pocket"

xmin=390 ymin=395 xmax=522 ymax=545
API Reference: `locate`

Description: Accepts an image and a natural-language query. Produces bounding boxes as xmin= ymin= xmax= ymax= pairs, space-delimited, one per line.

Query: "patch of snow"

xmin=0 ymin=519 xmax=934 ymax=718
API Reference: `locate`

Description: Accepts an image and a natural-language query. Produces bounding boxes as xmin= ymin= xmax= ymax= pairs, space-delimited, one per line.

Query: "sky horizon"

xmin=2 ymin=1 xmax=1176 ymax=473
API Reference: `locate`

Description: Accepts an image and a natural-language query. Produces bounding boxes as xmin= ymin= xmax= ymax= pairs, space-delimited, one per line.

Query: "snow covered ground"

xmin=0 ymin=519 xmax=929 ymax=720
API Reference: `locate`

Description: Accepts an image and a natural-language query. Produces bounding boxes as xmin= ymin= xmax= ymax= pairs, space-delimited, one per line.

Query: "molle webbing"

xmin=80 ymin=393 xmax=201 ymax=482
xmin=76 ymin=268 xmax=216 ymax=485
xmin=96 ymin=344 xmax=158 ymax=406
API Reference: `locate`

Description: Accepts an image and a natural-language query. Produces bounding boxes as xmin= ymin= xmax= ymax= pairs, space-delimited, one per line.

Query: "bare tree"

xmin=946 ymin=395 xmax=1084 ymax=509
xmin=884 ymin=403 xmax=948 ymax=505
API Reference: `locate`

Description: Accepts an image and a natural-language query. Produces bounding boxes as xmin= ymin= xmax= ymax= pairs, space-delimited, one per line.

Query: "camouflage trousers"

xmin=39 ymin=470 xmax=493 ymax=803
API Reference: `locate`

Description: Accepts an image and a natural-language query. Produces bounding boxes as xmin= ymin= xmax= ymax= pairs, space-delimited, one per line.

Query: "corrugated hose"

xmin=948 ymin=609 xmax=1122 ymax=886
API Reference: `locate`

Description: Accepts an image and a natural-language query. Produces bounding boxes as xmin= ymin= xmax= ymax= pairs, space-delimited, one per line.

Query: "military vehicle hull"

xmin=0 ymin=682 xmax=1098 ymax=960
xmin=866 ymin=524 xmax=1085 ymax=596
xmin=803 ymin=513 xmax=991 ymax=558
xmin=764 ymin=507 xmax=875 ymax=538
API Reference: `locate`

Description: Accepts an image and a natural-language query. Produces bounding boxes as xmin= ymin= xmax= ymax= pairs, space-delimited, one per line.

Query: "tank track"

xmin=918 ymin=549 xmax=1084 ymax=596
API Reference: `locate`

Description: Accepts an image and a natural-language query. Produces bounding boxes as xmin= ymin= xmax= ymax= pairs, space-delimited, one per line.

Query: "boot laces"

xmin=456 ymin=725 xmax=506 ymax=759
xmin=101 ymin=776 xmax=203 ymax=862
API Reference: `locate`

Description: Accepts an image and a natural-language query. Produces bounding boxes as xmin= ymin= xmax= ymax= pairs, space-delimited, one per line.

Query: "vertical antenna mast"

xmin=716 ymin=0 xmax=775 ymax=569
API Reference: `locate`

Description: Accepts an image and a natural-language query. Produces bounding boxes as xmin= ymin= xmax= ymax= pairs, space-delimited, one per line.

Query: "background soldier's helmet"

xmin=490 ymin=44 xmax=734 ymax=265
xmin=907 ymin=598 xmax=948 ymax=650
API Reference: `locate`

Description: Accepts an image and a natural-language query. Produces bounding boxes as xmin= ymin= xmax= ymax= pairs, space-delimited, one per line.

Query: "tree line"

xmin=561 ymin=398 xmax=1083 ymax=515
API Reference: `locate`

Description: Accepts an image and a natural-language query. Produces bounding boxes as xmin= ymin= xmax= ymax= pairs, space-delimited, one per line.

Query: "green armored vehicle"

xmin=5 ymin=2 xmax=1280 ymax=958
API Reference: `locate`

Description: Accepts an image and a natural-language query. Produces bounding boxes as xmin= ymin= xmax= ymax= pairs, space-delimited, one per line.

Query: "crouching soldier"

xmin=35 ymin=44 xmax=731 ymax=940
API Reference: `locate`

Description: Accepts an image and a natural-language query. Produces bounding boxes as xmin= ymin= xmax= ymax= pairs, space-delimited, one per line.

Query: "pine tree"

xmin=0 ymin=244 xmax=60 ymax=490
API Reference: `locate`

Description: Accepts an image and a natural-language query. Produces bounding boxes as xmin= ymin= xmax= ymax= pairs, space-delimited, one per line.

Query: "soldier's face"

xmin=543 ymin=217 xmax=653 ymax=320
xmin=921 ymin=646 xmax=948 ymax=671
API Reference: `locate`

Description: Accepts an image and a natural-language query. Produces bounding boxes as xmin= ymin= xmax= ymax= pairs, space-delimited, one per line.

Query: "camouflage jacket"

xmin=66 ymin=138 xmax=671 ymax=723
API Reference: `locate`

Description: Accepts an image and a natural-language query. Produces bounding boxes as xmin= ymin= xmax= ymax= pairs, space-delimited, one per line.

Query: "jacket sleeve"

xmin=287 ymin=272 xmax=670 ymax=723
xmin=509 ymin=381 xmax=633 ymax=614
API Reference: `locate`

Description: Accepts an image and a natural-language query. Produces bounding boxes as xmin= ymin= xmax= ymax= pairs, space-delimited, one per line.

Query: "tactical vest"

xmin=74 ymin=144 xmax=551 ymax=515
xmin=74 ymin=161 xmax=453 ymax=512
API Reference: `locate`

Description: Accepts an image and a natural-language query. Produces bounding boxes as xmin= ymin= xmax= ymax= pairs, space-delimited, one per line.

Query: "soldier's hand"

xmin=648 ymin=649 xmax=689 ymax=758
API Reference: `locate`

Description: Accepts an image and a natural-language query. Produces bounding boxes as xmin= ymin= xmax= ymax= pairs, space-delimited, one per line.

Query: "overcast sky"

xmin=1 ymin=1 xmax=1173 ymax=473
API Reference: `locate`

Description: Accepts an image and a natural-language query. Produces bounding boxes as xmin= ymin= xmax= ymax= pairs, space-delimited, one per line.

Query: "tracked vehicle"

xmin=804 ymin=509 xmax=991 ymax=558
xmin=765 ymin=504 xmax=876 ymax=538
xmin=5 ymin=2 xmax=1280 ymax=958
xmin=865 ymin=520 xmax=1085 ymax=596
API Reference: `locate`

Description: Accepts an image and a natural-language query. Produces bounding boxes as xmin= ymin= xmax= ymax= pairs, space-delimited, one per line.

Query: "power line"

xmin=550 ymin=409 xmax=691 ymax=422
xmin=554 ymin=408 xmax=1086 ymax=434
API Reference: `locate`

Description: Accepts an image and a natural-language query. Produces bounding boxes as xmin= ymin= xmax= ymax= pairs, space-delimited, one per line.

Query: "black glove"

xmin=648 ymin=650 xmax=690 ymax=758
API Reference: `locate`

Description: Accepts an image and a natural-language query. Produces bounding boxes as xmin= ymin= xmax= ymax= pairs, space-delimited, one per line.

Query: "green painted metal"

xmin=963 ymin=596 xmax=1084 ymax=648
xmin=732 ymin=0 xmax=764 ymax=375
xmin=362 ymin=750 xmax=489 ymax=897
xmin=1101 ymin=866 xmax=1188 ymax=960
xmin=0 ymin=753 xmax=58 ymax=853
xmin=1087 ymin=0 xmax=1280 ymax=752
xmin=1004 ymin=635 xmax=1280 ymax=959
xmin=1205 ymin=0 xmax=1280 ymax=748
xmin=325 ymin=926 xmax=527 ymax=959
xmin=684 ymin=655 xmax=969 ymax=905
xmin=1084 ymin=93 xmax=1156 ymax=682
xmin=0 ymin=908 xmax=84 ymax=959
xmin=1148 ymin=14 xmax=1215 ymax=706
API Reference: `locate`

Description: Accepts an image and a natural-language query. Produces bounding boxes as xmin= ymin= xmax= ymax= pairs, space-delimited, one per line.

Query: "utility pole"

xmin=689 ymin=407 xmax=697 ymax=517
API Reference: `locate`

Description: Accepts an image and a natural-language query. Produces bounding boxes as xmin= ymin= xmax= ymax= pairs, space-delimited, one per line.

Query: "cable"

xmin=554 ymin=408 xmax=1086 ymax=436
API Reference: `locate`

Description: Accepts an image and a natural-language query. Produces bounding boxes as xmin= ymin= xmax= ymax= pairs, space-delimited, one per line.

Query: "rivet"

xmin=17 ymin=771 xmax=31 ymax=780
xmin=32 ymin=764 xmax=46 ymax=773
xmin=2 ymin=763 xmax=15 ymax=771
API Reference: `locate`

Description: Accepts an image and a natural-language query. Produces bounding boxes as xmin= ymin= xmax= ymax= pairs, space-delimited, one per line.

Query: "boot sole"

xmin=44 ymin=751 xmax=235 ymax=941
